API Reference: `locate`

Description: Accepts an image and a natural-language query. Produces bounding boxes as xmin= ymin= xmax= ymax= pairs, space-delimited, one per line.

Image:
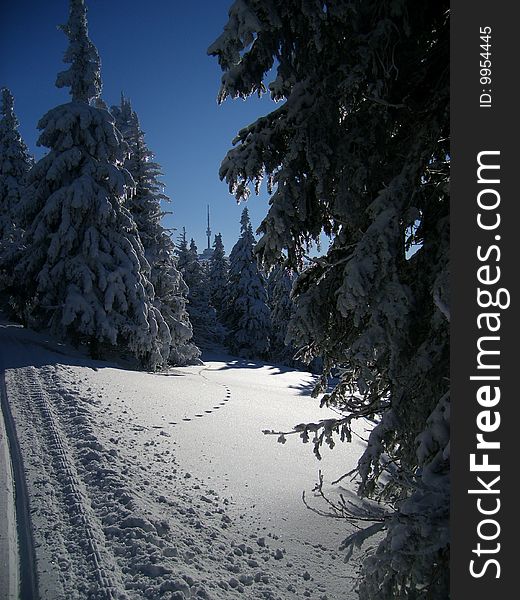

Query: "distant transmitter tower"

xmin=199 ymin=205 xmax=216 ymax=261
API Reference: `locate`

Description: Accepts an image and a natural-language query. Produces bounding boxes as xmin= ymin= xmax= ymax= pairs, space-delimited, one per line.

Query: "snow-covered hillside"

xmin=1 ymin=319 xmax=367 ymax=599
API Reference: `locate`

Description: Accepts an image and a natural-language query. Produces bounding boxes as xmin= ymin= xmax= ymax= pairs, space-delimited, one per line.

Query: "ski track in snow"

xmin=3 ymin=324 xmax=363 ymax=599
xmin=21 ymin=366 xmax=126 ymax=599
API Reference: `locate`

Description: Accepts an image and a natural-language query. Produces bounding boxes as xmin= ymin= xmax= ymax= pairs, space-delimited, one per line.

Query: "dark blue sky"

xmin=0 ymin=0 xmax=280 ymax=253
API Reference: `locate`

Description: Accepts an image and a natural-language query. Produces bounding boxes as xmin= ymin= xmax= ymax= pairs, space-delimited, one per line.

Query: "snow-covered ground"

xmin=0 ymin=385 xmax=19 ymax=599
xmin=1 ymin=319 xmax=368 ymax=599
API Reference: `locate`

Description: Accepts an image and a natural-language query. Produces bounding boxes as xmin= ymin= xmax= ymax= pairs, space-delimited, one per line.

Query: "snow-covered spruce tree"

xmin=210 ymin=2 xmax=449 ymax=598
xmin=267 ymin=265 xmax=296 ymax=364
xmin=15 ymin=0 xmax=171 ymax=369
xmin=176 ymin=231 xmax=221 ymax=346
xmin=225 ymin=208 xmax=270 ymax=358
xmin=175 ymin=227 xmax=191 ymax=273
xmin=111 ymin=95 xmax=199 ymax=365
xmin=208 ymin=233 xmax=228 ymax=323
xmin=0 ymin=88 xmax=32 ymax=281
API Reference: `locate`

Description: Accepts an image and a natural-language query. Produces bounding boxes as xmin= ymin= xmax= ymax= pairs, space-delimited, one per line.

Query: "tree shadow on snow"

xmin=208 ymin=356 xmax=297 ymax=375
xmin=287 ymin=378 xmax=319 ymax=396
xmin=0 ymin=318 xmax=186 ymax=377
xmin=201 ymin=349 xmax=327 ymax=396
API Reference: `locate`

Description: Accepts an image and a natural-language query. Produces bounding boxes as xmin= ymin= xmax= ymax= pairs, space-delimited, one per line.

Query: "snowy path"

xmin=0 ymin=375 xmax=19 ymax=600
xmin=1 ymin=348 xmax=39 ymax=600
xmin=1 ymin=321 xmax=366 ymax=599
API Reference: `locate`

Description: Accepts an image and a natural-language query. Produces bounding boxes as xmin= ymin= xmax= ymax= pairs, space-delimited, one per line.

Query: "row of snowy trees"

xmin=210 ymin=0 xmax=450 ymax=598
xmin=0 ymin=0 xmax=199 ymax=369
xmin=0 ymin=0 xmax=300 ymax=369
xmin=175 ymin=207 xmax=298 ymax=362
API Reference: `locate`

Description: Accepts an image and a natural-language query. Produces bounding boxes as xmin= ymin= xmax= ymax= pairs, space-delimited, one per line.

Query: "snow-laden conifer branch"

xmin=302 ymin=471 xmax=388 ymax=524
xmin=211 ymin=0 xmax=450 ymax=596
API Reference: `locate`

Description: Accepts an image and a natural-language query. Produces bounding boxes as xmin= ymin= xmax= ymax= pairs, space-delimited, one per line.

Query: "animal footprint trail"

xmin=178 ymin=369 xmax=233 ymax=424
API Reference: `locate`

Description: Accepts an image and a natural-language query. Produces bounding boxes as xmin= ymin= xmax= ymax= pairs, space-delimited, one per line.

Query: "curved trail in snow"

xmin=168 ymin=365 xmax=232 ymax=423
xmin=196 ymin=365 xmax=233 ymax=415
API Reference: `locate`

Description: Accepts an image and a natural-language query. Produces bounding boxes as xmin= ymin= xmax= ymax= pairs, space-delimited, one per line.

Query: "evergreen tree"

xmin=210 ymin=1 xmax=449 ymax=598
xmin=110 ymin=95 xmax=168 ymax=256
xmin=0 ymin=88 xmax=32 ymax=276
xmin=208 ymin=233 xmax=228 ymax=323
xmin=111 ymin=95 xmax=199 ymax=365
xmin=225 ymin=208 xmax=270 ymax=358
xmin=267 ymin=265 xmax=295 ymax=364
xmin=15 ymin=0 xmax=171 ymax=369
xmin=175 ymin=227 xmax=191 ymax=273
xmin=176 ymin=231 xmax=221 ymax=347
